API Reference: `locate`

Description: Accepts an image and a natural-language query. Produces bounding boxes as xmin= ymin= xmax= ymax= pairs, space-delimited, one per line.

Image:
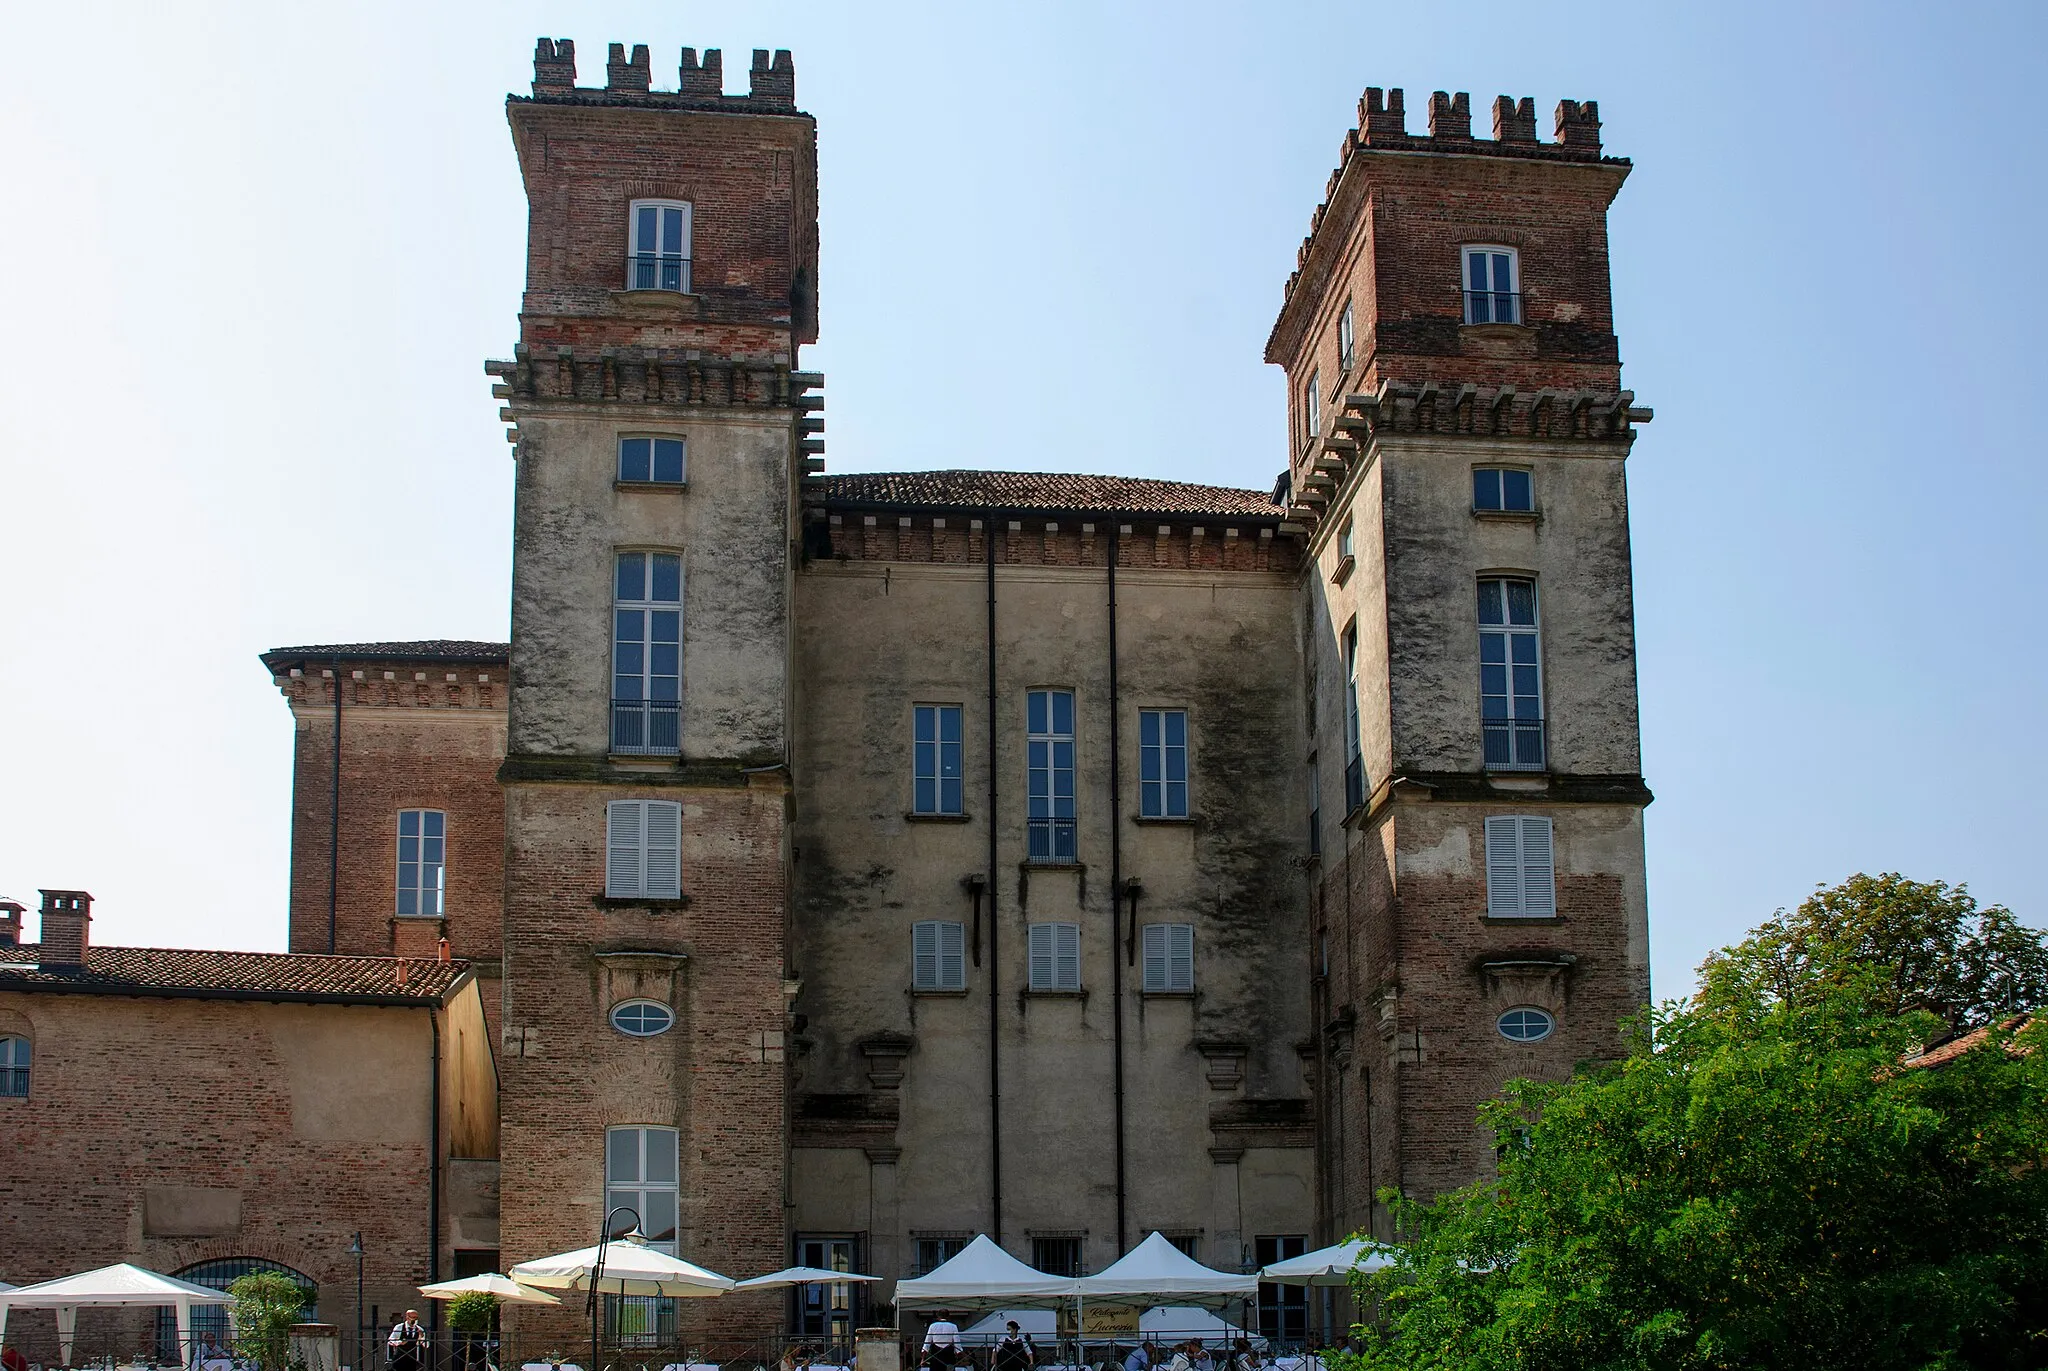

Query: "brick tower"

xmin=487 ymin=39 xmax=820 ymax=1341
xmin=1269 ymin=90 xmax=1654 ymax=1240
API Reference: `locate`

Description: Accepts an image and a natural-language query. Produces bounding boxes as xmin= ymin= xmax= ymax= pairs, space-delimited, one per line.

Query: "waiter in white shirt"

xmin=922 ymin=1317 xmax=962 ymax=1371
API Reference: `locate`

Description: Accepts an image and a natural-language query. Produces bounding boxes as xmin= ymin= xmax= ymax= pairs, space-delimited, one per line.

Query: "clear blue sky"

xmin=2 ymin=0 xmax=2042 ymax=1001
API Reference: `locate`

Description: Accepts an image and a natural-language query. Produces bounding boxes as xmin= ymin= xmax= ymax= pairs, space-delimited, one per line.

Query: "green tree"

xmin=1344 ymin=875 xmax=2048 ymax=1371
xmin=227 ymin=1272 xmax=310 ymax=1371
xmin=1698 ymin=873 xmax=2048 ymax=1032
xmin=445 ymin=1293 xmax=496 ymax=1334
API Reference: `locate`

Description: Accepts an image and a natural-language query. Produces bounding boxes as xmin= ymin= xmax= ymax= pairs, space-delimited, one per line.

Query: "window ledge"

xmin=593 ymin=894 xmax=692 ymax=911
xmin=615 ymin=480 xmax=689 ymax=494
xmin=1133 ymin=814 xmax=1196 ymax=826
xmin=1330 ymin=553 xmax=1356 ymax=585
xmin=1480 ymin=915 xmax=1565 ymax=925
xmin=1472 ymin=507 xmax=1539 ymax=523
xmin=612 ymin=288 xmax=700 ymax=306
xmin=910 ymin=987 xmax=970 ymax=997
xmin=1141 ymin=989 xmax=1195 ymax=999
xmin=608 ymin=753 xmax=681 ymax=768
xmin=905 ymin=811 xmax=972 ymax=823
xmin=1025 ymin=988 xmax=1087 ymax=999
xmin=1459 ymin=322 xmax=1532 ymax=338
xmin=1023 ymin=861 xmax=1086 ymax=872
xmin=391 ymin=913 xmax=446 ymax=922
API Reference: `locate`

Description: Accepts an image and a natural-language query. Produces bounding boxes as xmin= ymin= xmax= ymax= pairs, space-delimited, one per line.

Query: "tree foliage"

xmin=446 ymin=1292 xmax=497 ymax=1334
xmin=1342 ymin=875 xmax=2048 ymax=1370
xmin=227 ymin=1272 xmax=309 ymax=1371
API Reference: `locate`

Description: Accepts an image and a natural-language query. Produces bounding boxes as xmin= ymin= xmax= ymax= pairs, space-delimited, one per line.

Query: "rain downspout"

xmin=426 ymin=1003 xmax=442 ymax=1334
xmin=986 ymin=512 xmax=1003 ymax=1243
xmin=329 ymin=654 xmax=342 ymax=953
xmin=1106 ymin=522 xmax=1128 ymax=1253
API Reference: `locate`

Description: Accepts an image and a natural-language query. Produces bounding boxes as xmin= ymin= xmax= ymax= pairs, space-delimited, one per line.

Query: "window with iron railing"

xmin=1462 ymin=246 xmax=1520 ymax=324
xmin=0 ymin=1035 xmax=27 ymax=1098
xmin=627 ymin=200 xmax=692 ymax=293
xmin=1479 ymin=577 xmax=1545 ymax=770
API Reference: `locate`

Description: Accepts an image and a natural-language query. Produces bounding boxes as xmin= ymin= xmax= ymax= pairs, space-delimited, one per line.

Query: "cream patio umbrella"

xmin=732 ymin=1267 xmax=883 ymax=1291
xmin=509 ymin=1234 xmax=734 ymax=1299
xmin=417 ymin=1275 xmax=563 ymax=1306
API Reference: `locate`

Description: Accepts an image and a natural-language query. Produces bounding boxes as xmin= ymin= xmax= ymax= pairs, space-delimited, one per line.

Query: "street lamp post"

xmin=590 ymin=1207 xmax=642 ymax=1371
xmin=349 ymin=1234 xmax=365 ymax=1371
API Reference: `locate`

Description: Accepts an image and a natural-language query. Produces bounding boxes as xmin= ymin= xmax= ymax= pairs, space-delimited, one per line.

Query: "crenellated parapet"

xmin=487 ymin=345 xmax=819 ymax=411
xmin=523 ymin=37 xmax=798 ymax=111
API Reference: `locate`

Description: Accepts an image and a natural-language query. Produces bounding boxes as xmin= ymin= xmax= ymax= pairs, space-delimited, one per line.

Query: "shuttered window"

xmin=1027 ymin=922 xmax=1082 ymax=991
xmin=1484 ymin=815 xmax=1556 ymax=918
xmin=607 ymin=800 xmax=682 ymax=899
xmin=911 ymin=920 xmax=967 ymax=991
xmin=1141 ymin=924 xmax=1195 ymax=993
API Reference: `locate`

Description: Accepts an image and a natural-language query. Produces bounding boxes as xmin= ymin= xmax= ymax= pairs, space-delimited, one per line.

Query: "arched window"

xmin=157 ymin=1259 xmax=316 ymax=1359
xmin=0 ymin=1035 xmax=28 ymax=1097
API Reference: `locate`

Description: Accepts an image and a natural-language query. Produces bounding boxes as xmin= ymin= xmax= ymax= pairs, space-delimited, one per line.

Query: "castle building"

xmin=240 ymin=40 xmax=1650 ymax=1348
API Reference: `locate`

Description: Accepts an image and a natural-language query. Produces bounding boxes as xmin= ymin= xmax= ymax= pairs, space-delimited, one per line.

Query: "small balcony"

xmin=1462 ymin=289 xmax=1522 ymax=325
xmin=1027 ymin=816 xmax=1077 ymax=864
xmin=628 ymin=253 xmax=693 ymax=294
xmin=1483 ymin=716 xmax=1546 ymax=771
xmin=612 ymin=699 xmax=681 ymax=756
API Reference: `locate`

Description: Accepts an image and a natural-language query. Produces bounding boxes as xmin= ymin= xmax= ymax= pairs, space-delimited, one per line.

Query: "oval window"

xmin=1496 ymin=1007 xmax=1554 ymax=1043
xmin=610 ymin=1000 xmax=674 ymax=1037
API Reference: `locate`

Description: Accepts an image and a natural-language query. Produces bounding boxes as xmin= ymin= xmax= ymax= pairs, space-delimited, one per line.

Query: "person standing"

xmin=387 ymin=1310 xmax=429 ymax=1371
xmin=992 ymin=1321 xmax=1034 ymax=1371
xmin=922 ymin=1316 xmax=961 ymax=1371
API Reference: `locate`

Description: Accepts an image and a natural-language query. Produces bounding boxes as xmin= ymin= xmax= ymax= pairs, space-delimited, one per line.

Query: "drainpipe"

xmin=329 ymin=654 xmax=343 ymax=954
xmin=1105 ymin=524 xmax=1128 ymax=1253
xmin=427 ymin=1004 xmax=443 ymax=1333
xmin=985 ymin=512 xmax=1003 ymax=1244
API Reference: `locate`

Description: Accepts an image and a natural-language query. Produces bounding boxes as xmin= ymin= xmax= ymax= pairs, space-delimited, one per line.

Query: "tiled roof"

xmin=260 ymin=641 xmax=509 ymax=672
xmin=0 ymin=944 xmax=471 ymax=1004
xmin=817 ymin=470 xmax=1283 ymax=519
xmin=1900 ymin=1014 xmax=2035 ymax=1071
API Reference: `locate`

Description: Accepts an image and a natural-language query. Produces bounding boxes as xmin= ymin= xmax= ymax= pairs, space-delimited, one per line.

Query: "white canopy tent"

xmin=416 ymin=1274 xmax=562 ymax=1306
xmin=733 ymin=1267 xmax=884 ymax=1291
xmin=1253 ymin=1239 xmax=1395 ymax=1287
xmin=958 ymin=1307 xmax=1261 ymax=1348
xmin=509 ymin=1235 xmax=734 ymax=1298
xmin=1073 ymin=1233 xmax=1259 ymax=1310
xmin=891 ymin=1236 xmax=1074 ymax=1312
xmin=0 ymin=1263 xmax=232 ymax=1366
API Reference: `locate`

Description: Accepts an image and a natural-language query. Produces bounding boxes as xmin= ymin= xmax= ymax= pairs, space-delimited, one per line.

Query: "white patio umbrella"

xmin=417 ymin=1274 xmax=562 ymax=1306
xmin=1254 ymin=1239 xmax=1395 ymax=1287
xmin=733 ymin=1267 xmax=884 ymax=1291
xmin=0 ymin=1263 xmax=232 ymax=1366
xmin=509 ymin=1234 xmax=734 ymax=1298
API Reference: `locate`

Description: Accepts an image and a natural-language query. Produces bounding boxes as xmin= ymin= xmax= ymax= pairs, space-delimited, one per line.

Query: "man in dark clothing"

xmin=388 ymin=1310 xmax=429 ymax=1371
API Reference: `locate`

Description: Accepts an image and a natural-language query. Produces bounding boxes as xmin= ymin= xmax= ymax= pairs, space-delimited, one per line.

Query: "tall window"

xmin=1337 ymin=300 xmax=1355 ymax=372
xmin=1141 ymin=924 xmax=1195 ymax=993
xmin=913 ymin=705 xmax=964 ymax=815
xmin=618 ymin=436 xmax=686 ymax=485
xmin=605 ymin=1126 xmax=680 ymax=1344
xmin=911 ymin=920 xmax=967 ymax=991
xmin=1473 ymin=467 xmax=1533 ymax=512
xmin=1027 ymin=690 xmax=1076 ymax=862
xmin=1462 ymin=246 xmax=1519 ymax=324
xmin=1343 ymin=625 xmax=1365 ymax=812
xmin=613 ymin=552 xmax=682 ymax=755
xmin=1138 ymin=709 xmax=1189 ymax=818
xmin=915 ymin=1236 xmax=968 ymax=1275
xmin=1032 ymin=1236 xmax=1086 ymax=1277
xmin=1255 ymin=1237 xmax=1309 ymax=1346
xmin=1303 ymin=369 xmax=1321 ymax=441
xmin=396 ymin=810 xmax=445 ymax=917
xmin=1306 ymin=757 xmax=1321 ymax=857
xmin=0 ymin=1036 xmax=27 ymax=1098
xmin=1027 ymin=923 xmax=1081 ymax=992
xmin=1478 ymin=577 xmax=1545 ymax=769
xmin=607 ymin=800 xmax=682 ymax=899
xmin=1485 ymin=816 xmax=1556 ymax=918
xmin=627 ymin=200 xmax=691 ymax=293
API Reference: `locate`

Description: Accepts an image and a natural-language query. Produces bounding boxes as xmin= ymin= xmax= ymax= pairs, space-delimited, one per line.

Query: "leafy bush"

xmin=447 ymin=1292 xmax=497 ymax=1334
xmin=228 ymin=1272 xmax=309 ymax=1371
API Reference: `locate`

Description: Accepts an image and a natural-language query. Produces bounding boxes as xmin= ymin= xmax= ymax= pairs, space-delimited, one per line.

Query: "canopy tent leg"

xmin=56 ymin=1306 xmax=77 ymax=1367
xmin=177 ymin=1296 xmax=195 ymax=1369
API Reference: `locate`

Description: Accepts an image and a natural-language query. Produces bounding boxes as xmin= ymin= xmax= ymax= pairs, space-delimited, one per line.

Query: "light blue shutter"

xmin=938 ymin=921 xmax=966 ymax=990
xmin=1168 ymin=924 xmax=1195 ymax=992
xmin=1518 ymin=817 xmax=1555 ymax=917
xmin=912 ymin=921 xmax=939 ymax=990
xmin=1056 ymin=923 xmax=1081 ymax=990
xmin=644 ymin=801 xmax=682 ymax=898
xmin=1028 ymin=924 xmax=1056 ymax=990
xmin=1485 ymin=815 xmax=1520 ymax=916
xmin=608 ymin=802 xmax=644 ymax=897
xmin=1142 ymin=925 xmax=1168 ymax=992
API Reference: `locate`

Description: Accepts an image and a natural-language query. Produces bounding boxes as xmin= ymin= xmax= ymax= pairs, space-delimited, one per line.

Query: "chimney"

xmin=38 ymin=889 xmax=92 ymax=969
xmin=437 ymin=937 xmax=451 ymax=964
xmin=0 ymin=897 xmax=24 ymax=947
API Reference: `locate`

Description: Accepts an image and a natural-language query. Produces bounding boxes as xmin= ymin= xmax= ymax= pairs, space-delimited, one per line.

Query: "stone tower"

xmin=1268 ymin=90 xmax=1654 ymax=1241
xmin=486 ymin=38 xmax=820 ymax=1340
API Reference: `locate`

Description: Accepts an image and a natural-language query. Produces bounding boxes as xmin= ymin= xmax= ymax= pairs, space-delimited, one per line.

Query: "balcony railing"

xmin=1 ymin=1067 xmax=25 ymax=1098
xmin=612 ymin=698 xmax=681 ymax=755
xmin=1483 ymin=716 xmax=1546 ymax=771
xmin=1344 ymin=755 xmax=1365 ymax=813
xmin=1463 ymin=289 xmax=1522 ymax=325
xmin=628 ymin=253 xmax=693 ymax=293
xmin=1027 ymin=816 xmax=1077 ymax=863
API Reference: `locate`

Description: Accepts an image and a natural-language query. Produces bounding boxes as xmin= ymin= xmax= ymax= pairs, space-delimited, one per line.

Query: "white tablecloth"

xmin=522 ymin=1363 xmax=583 ymax=1371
